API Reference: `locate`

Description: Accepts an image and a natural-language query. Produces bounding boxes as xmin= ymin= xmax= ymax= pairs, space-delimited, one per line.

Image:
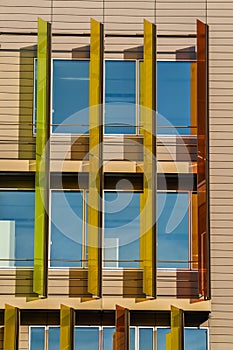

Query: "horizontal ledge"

xmin=0 ymin=31 xmax=197 ymax=39
xmin=0 ymin=172 xmax=197 ymax=191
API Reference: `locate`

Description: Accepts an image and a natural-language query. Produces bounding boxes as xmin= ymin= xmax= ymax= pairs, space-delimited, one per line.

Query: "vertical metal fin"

xmin=33 ymin=17 xmax=51 ymax=297
xmin=60 ymin=305 xmax=75 ymax=350
xmin=88 ymin=18 xmax=104 ymax=297
xmin=4 ymin=305 xmax=19 ymax=350
xmin=166 ymin=306 xmax=184 ymax=350
xmin=113 ymin=305 xmax=130 ymax=350
xmin=140 ymin=19 xmax=157 ymax=298
xmin=197 ymin=20 xmax=209 ymax=299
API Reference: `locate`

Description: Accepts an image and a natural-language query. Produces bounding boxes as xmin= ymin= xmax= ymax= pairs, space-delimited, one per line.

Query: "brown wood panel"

xmin=114 ymin=305 xmax=129 ymax=350
xmin=197 ymin=19 xmax=209 ymax=300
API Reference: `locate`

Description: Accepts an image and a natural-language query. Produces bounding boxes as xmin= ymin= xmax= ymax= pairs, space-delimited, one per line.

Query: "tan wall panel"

xmin=19 ymin=326 xmax=29 ymax=350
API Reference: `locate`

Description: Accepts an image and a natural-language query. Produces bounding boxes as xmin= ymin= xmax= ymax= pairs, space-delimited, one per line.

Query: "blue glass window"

xmin=130 ymin=328 xmax=136 ymax=350
xmin=157 ymin=61 xmax=191 ymax=135
xmin=75 ymin=327 xmax=99 ymax=350
xmin=0 ymin=191 xmax=35 ymax=267
xmin=30 ymin=327 xmax=45 ymax=350
xmin=157 ymin=192 xmax=189 ymax=269
xmin=50 ymin=191 xmax=83 ymax=267
xmin=103 ymin=327 xmax=115 ymax=350
xmin=52 ymin=60 xmax=89 ymax=134
xmin=105 ymin=60 xmax=136 ymax=134
xmin=139 ymin=328 xmax=153 ymax=350
xmin=104 ymin=192 xmax=140 ymax=268
xmin=48 ymin=327 xmax=60 ymax=350
xmin=157 ymin=328 xmax=208 ymax=350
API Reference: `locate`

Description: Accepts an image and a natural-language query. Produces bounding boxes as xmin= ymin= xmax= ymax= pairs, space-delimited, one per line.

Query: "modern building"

xmin=0 ymin=0 xmax=232 ymax=349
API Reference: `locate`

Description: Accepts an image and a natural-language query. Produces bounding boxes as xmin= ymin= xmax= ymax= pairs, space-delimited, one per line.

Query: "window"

xmin=0 ymin=191 xmax=35 ymax=267
xmin=34 ymin=59 xmax=89 ymax=134
xmin=52 ymin=60 xmax=89 ymax=134
xmin=50 ymin=191 xmax=85 ymax=267
xmin=157 ymin=192 xmax=189 ymax=269
xmin=105 ymin=60 xmax=136 ymax=134
xmin=157 ymin=62 xmax=192 ymax=135
xmin=138 ymin=328 xmax=153 ymax=350
xmin=30 ymin=327 xmax=208 ymax=350
xmin=157 ymin=328 xmax=208 ymax=350
xmin=48 ymin=190 xmax=191 ymax=270
xmin=104 ymin=192 xmax=140 ymax=268
xmin=34 ymin=59 xmax=195 ymax=135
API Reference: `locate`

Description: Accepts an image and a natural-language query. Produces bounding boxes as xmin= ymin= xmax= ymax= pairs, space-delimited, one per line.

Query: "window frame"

xmin=102 ymin=189 xmax=141 ymax=270
xmin=0 ymin=188 xmax=35 ymax=269
xmin=34 ymin=58 xmax=196 ymax=136
xmin=29 ymin=326 xmax=209 ymax=350
xmin=156 ymin=326 xmax=209 ymax=350
xmin=157 ymin=190 xmax=192 ymax=271
xmin=49 ymin=189 xmax=87 ymax=269
xmin=103 ymin=58 xmax=138 ymax=136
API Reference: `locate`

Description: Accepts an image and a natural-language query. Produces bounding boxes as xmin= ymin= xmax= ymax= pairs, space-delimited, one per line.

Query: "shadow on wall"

xmin=19 ymin=45 xmax=37 ymax=160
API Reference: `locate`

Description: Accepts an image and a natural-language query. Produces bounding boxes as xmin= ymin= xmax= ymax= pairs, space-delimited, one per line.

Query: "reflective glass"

xmin=139 ymin=328 xmax=153 ymax=350
xmin=75 ymin=327 xmax=99 ymax=350
xmin=157 ymin=328 xmax=208 ymax=350
xmin=48 ymin=327 xmax=60 ymax=350
xmin=105 ymin=60 xmax=136 ymax=134
xmin=0 ymin=191 xmax=34 ymax=267
xmin=104 ymin=192 xmax=140 ymax=268
xmin=52 ymin=60 xmax=89 ymax=134
xmin=185 ymin=328 xmax=208 ymax=350
xmin=103 ymin=327 xmax=115 ymax=350
xmin=50 ymin=191 xmax=83 ymax=267
xmin=157 ymin=192 xmax=189 ymax=268
xmin=130 ymin=327 xmax=136 ymax=350
xmin=157 ymin=61 xmax=191 ymax=135
xmin=30 ymin=327 xmax=45 ymax=350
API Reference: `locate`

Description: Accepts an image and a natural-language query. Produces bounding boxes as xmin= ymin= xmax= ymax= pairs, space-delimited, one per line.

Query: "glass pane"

xmin=157 ymin=328 xmax=208 ymax=350
xmin=185 ymin=329 xmax=208 ymax=350
xmin=52 ymin=60 xmax=89 ymax=134
xmin=139 ymin=328 xmax=153 ymax=350
xmin=103 ymin=327 xmax=115 ymax=350
xmin=75 ymin=327 xmax=99 ymax=350
xmin=157 ymin=328 xmax=170 ymax=350
xmin=157 ymin=192 xmax=189 ymax=268
xmin=48 ymin=327 xmax=60 ymax=350
xmin=0 ymin=191 xmax=34 ymax=267
xmin=157 ymin=62 xmax=191 ymax=135
xmin=50 ymin=191 xmax=83 ymax=267
xmin=30 ymin=327 xmax=45 ymax=350
xmin=130 ymin=328 xmax=136 ymax=350
xmin=105 ymin=61 xmax=136 ymax=134
xmin=104 ymin=192 xmax=140 ymax=268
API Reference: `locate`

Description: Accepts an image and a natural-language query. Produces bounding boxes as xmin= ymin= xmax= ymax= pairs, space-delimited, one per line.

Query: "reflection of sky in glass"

xmin=75 ymin=327 xmax=99 ymax=350
xmin=105 ymin=61 xmax=136 ymax=134
xmin=157 ymin=328 xmax=208 ymax=350
xmin=52 ymin=60 xmax=89 ymax=133
xmin=130 ymin=328 xmax=136 ymax=350
xmin=103 ymin=327 xmax=115 ymax=349
xmin=104 ymin=192 xmax=140 ymax=268
xmin=30 ymin=327 xmax=45 ymax=350
xmin=139 ymin=328 xmax=153 ymax=350
xmin=157 ymin=62 xmax=191 ymax=135
xmin=157 ymin=192 xmax=189 ymax=268
xmin=50 ymin=191 xmax=83 ymax=267
xmin=35 ymin=59 xmax=192 ymax=135
xmin=48 ymin=327 xmax=60 ymax=350
xmin=0 ymin=191 xmax=34 ymax=267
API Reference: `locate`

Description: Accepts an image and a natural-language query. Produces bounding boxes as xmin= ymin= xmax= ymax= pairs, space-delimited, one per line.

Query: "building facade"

xmin=0 ymin=0 xmax=232 ymax=349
